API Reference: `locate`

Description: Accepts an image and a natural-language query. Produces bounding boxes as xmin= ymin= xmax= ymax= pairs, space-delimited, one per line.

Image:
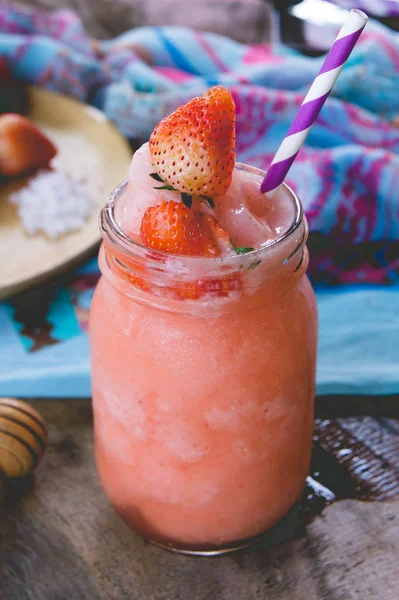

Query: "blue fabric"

xmin=316 ymin=285 xmax=399 ymax=396
xmin=0 ymin=6 xmax=398 ymax=397
xmin=0 ymin=281 xmax=397 ymax=397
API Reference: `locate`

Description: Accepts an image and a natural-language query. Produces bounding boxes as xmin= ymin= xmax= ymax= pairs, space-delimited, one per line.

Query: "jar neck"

xmin=100 ymin=178 xmax=308 ymax=316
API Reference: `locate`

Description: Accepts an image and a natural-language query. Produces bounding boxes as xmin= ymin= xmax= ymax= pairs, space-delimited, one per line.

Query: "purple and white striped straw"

xmin=261 ymin=8 xmax=368 ymax=195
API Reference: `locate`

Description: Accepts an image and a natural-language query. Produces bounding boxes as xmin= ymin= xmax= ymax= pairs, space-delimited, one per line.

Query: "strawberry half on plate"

xmin=0 ymin=113 xmax=57 ymax=177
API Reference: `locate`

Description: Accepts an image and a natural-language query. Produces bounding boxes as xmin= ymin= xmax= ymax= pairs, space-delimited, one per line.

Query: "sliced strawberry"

xmin=122 ymin=260 xmax=152 ymax=293
xmin=0 ymin=114 xmax=57 ymax=176
xmin=174 ymin=273 xmax=242 ymax=300
xmin=199 ymin=274 xmax=242 ymax=297
xmin=140 ymin=200 xmax=210 ymax=256
xmin=105 ymin=241 xmax=154 ymax=295
xmin=149 ymin=85 xmax=235 ymax=197
xmin=136 ymin=197 xmax=242 ymax=298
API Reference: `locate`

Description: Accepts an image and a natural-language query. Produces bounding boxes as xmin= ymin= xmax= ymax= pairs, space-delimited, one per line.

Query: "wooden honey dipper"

xmin=0 ymin=398 xmax=48 ymax=478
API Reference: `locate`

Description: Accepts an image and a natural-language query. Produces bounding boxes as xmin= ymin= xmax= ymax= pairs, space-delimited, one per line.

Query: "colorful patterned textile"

xmin=1 ymin=5 xmax=398 ymax=283
xmin=0 ymin=5 xmax=398 ymax=396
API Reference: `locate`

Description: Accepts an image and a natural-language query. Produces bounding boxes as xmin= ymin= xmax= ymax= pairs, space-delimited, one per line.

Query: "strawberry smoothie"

xmin=90 ymin=87 xmax=317 ymax=554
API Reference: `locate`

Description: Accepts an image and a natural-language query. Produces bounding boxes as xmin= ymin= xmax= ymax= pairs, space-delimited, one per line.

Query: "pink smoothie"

xmin=90 ymin=157 xmax=317 ymax=550
xmin=116 ymin=143 xmax=293 ymax=252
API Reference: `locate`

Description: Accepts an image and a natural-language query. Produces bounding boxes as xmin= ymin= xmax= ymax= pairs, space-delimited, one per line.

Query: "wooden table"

xmin=2 ymin=2 xmax=399 ymax=598
xmin=0 ymin=398 xmax=398 ymax=600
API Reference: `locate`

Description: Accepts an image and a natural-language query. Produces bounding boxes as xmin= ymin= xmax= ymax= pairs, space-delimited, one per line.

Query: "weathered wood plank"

xmin=0 ymin=399 xmax=398 ymax=600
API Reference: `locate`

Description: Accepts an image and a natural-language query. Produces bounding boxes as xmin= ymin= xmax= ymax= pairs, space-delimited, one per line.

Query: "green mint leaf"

xmin=181 ymin=193 xmax=193 ymax=208
xmin=154 ymin=184 xmax=176 ymax=191
xmin=249 ymin=259 xmax=262 ymax=270
xmin=201 ymin=196 xmax=215 ymax=209
xmin=234 ymin=246 xmax=255 ymax=255
xmin=150 ymin=172 xmax=163 ymax=182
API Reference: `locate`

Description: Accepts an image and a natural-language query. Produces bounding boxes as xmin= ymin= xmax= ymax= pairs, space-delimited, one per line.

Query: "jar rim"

xmin=100 ymin=162 xmax=304 ymax=266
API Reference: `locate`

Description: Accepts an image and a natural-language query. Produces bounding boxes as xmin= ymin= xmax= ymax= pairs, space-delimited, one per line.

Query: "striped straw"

xmin=261 ymin=8 xmax=368 ymax=195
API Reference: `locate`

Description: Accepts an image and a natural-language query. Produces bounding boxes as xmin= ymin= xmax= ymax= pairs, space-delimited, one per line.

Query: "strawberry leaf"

xmin=154 ymin=184 xmax=176 ymax=191
xmin=249 ymin=259 xmax=262 ymax=269
xmin=181 ymin=193 xmax=193 ymax=208
xmin=150 ymin=172 xmax=163 ymax=182
xmin=201 ymin=196 xmax=215 ymax=209
xmin=234 ymin=246 xmax=255 ymax=255
xmin=151 ymin=172 xmax=177 ymax=192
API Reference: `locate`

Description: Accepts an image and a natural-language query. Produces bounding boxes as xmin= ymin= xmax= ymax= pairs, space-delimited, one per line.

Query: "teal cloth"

xmin=0 ymin=280 xmax=397 ymax=397
xmin=315 ymin=285 xmax=399 ymax=396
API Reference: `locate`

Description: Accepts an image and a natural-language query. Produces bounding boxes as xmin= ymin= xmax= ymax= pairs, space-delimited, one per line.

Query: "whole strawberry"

xmin=149 ymin=86 xmax=235 ymax=197
xmin=141 ymin=200 xmax=214 ymax=256
xmin=0 ymin=114 xmax=57 ymax=176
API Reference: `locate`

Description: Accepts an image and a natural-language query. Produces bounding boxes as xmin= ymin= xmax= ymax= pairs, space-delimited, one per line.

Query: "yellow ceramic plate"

xmin=0 ymin=87 xmax=132 ymax=300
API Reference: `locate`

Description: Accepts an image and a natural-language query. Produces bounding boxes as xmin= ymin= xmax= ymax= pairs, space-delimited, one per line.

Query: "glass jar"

xmin=90 ymin=164 xmax=318 ymax=556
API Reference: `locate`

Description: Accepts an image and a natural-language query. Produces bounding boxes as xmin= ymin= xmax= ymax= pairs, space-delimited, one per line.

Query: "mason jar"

xmin=90 ymin=164 xmax=318 ymax=555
